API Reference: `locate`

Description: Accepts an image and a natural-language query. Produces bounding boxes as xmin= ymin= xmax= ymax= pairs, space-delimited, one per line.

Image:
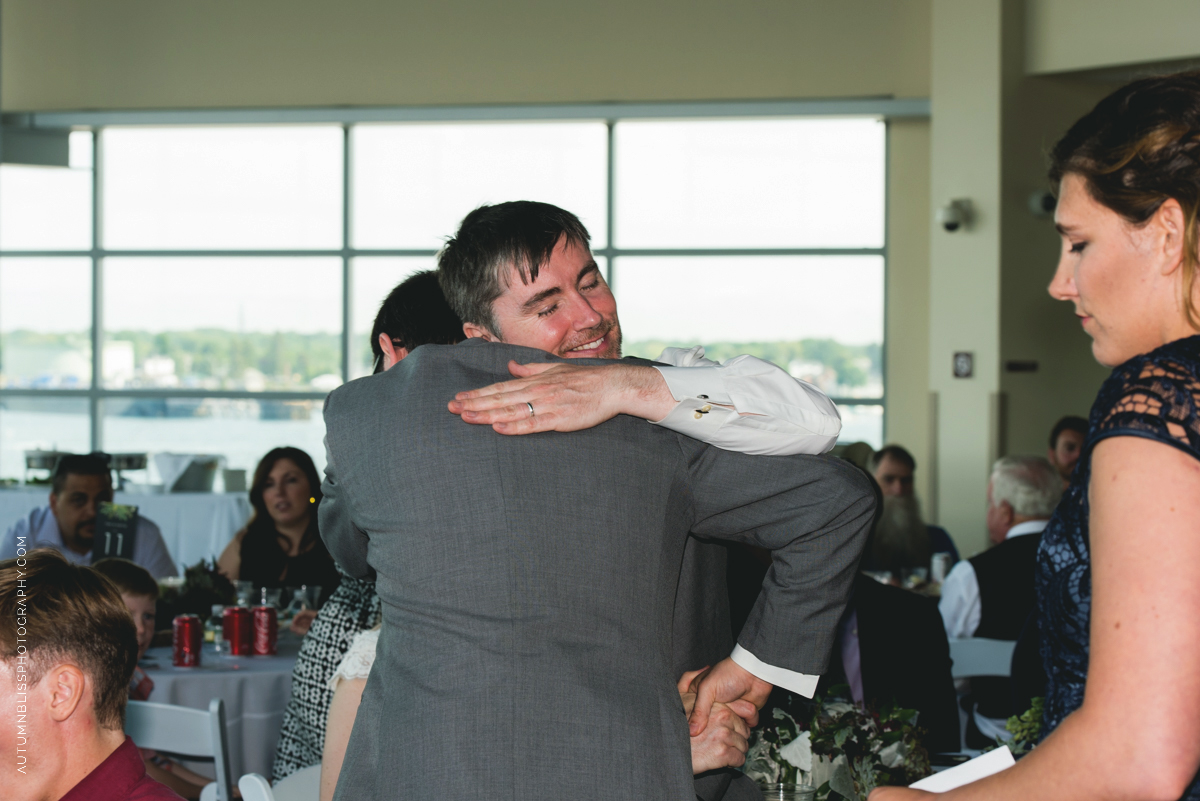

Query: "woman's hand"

xmin=289 ymin=608 xmax=317 ymax=635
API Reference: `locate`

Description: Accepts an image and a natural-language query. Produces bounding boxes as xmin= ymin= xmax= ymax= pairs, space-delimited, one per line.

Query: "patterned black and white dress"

xmin=271 ymin=571 xmax=380 ymax=783
xmin=1037 ymin=334 xmax=1200 ymax=800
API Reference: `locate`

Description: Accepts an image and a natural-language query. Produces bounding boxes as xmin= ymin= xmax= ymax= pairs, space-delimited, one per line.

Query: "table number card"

xmin=94 ymin=502 xmax=139 ymax=561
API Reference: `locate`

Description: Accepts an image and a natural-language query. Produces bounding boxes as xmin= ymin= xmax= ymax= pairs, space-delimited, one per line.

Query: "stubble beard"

xmin=561 ymin=315 xmax=623 ymax=361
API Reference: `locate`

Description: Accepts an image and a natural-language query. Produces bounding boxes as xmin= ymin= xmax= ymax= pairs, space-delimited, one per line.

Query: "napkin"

xmin=909 ymin=746 xmax=1015 ymax=792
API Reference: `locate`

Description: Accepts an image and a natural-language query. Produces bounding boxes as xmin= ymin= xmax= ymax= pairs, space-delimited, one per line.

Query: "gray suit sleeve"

xmin=318 ymin=397 xmax=374 ymax=581
xmin=683 ymin=446 xmax=875 ymax=676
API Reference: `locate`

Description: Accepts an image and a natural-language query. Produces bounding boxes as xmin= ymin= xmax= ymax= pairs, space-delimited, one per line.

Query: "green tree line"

xmin=622 ymin=338 xmax=881 ymax=388
xmin=3 ymin=330 xmax=881 ymax=389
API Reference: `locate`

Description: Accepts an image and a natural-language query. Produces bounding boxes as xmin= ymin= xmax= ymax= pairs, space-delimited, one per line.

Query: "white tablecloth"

xmin=0 ymin=489 xmax=251 ymax=570
xmin=141 ymin=634 xmax=301 ymax=778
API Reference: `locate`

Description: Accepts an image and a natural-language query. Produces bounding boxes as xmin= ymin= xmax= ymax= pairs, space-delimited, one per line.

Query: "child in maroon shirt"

xmin=1 ymin=551 xmax=182 ymax=801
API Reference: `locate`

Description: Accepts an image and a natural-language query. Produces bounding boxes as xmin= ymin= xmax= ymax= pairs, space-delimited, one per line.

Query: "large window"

xmin=0 ymin=109 xmax=888 ymax=482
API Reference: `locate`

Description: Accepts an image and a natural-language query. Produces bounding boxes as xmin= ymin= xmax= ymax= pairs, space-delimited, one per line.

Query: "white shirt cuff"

xmin=649 ymin=395 xmax=738 ymax=438
xmin=730 ymin=644 xmax=820 ymax=699
xmin=653 ymin=364 xmax=734 ymax=406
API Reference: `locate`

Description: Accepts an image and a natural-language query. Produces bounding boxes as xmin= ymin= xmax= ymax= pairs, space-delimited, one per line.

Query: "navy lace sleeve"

xmin=1089 ymin=337 xmax=1200 ymax=461
xmin=1036 ymin=335 xmax=1200 ymax=800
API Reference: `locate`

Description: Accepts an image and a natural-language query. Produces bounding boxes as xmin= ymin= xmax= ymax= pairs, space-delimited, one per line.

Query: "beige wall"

xmin=884 ymin=120 xmax=933 ymax=505
xmin=998 ymin=72 xmax=1113 ymax=457
xmin=1 ymin=0 xmax=930 ymax=110
xmin=928 ymin=0 xmax=1005 ymax=553
xmin=1026 ymin=0 xmax=1200 ymax=75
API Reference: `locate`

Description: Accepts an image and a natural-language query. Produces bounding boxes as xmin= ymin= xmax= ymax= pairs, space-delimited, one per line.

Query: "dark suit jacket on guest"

xmin=319 ymin=340 xmax=875 ymax=801
xmin=763 ymin=574 xmax=958 ymax=756
xmin=850 ymin=574 xmax=960 ymax=754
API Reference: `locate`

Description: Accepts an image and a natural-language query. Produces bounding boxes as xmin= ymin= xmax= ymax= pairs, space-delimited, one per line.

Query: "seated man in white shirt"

xmin=939 ymin=455 xmax=1062 ymax=746
xmin=0 ymin=453 xmax=177 ymax=579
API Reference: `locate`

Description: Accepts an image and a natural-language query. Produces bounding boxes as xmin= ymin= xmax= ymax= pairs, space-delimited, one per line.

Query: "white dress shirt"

xmin=649 ymin=346 xmax=842 ymax=457
xmin=648 ymin=345 xmax=843 ymax=697
xmin=0 ymin=504 xmax=179 ymax=579
xmin=938 ymin=519 xmax=1049 ymax=640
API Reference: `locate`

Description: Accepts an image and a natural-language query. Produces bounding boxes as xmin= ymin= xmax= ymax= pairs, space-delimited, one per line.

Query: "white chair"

xmin=948 ymin=638 xmax=1018 ymax=752
xmin=237 ymin=773 xmax=276 ymax=801
xmin=125 ymin=697 xmax=233 ymax=801
xmin=272 ymin=764 xmax=321 ymax=801
xmin=948 ymin=637 xmax=1016 ymax=679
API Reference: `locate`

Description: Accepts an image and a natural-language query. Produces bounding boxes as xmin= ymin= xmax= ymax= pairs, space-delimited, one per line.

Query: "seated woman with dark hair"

xmin=218 ymin=447 xmax=340 ymax=630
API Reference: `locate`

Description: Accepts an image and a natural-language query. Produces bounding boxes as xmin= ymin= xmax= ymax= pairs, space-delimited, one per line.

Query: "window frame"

xmin=0 ymin=98 xmax=927 ymax=457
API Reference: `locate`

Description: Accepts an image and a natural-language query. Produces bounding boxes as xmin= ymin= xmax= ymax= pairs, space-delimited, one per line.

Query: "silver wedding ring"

xmin=526 ymin=401 xmax=535 ymax=417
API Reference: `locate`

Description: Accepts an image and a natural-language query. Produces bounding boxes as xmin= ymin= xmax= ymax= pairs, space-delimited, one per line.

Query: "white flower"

xmin=878 ymin=740 xmax=910 ymax=768
xmin=779 ymin=731 xmax=813 ymax=772
xmin=824 ymin=701 xmax=856 ymax=717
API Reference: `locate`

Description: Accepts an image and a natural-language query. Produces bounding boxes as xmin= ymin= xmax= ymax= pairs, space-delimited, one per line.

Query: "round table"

xmin=141 ymin=632 xmax=302 ymax=778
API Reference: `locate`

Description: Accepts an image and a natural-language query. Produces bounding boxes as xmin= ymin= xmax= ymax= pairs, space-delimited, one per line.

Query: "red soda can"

xmin=223 ymin=606 xmax=253 ymax=655
xmin=252 ymin=605 xmax=278 ymax=655
xmin=172 ymin=614 xmax=203 ymax=667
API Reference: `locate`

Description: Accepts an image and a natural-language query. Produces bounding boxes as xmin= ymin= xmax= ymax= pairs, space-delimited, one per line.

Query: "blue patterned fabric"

xmin=1037 ymin=334 xmax=1200 ymax=800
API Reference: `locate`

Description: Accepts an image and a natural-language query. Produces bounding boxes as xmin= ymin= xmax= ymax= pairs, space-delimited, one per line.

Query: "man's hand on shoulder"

xmin=684 ymin=658 xmax=773 ymax=737
xmin=447 ymin=360 xmax=676 ymax=434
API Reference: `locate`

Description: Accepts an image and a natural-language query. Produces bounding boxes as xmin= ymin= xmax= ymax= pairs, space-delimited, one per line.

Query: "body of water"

xmin=1 ymin=402 xmax=881 ymax=485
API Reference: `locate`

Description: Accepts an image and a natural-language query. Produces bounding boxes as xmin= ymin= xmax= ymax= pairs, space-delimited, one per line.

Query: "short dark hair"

xmin=51 ymin=453 xmax=112 ymax=495
xmin=1048 ymin=415 xmax=1088 ymax=449
xmin=370 ymin=270 xmax=465 ymax=374
xmin=0 ymin=549 xmax=138 ymax=730
xmin=869 ymin=444 xmax=916 ymax=473
xmin=437 ymin=201 xmax=592 ymax=336
xmin=93 ymin=558 xmax=159 ymax=601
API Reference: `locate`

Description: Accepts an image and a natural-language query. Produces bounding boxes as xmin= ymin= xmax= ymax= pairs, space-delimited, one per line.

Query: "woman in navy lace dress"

xmin=875 ymin=73 xmax=1200 ymax=801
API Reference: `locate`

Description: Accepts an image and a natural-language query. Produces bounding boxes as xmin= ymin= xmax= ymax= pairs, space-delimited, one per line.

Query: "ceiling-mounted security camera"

xmin=1028 ymin=190 xmax=1056 ymax=218
xmin=936 ymin=199 xmax=974 ymax=232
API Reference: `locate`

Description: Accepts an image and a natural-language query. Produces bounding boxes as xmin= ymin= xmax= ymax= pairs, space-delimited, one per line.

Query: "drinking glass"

xmin=759 ymin=783 xmax=816 ymax=801
xmin=234 ymin=580 xmax=255 ymax=607
xmin=283 ymin=587 xmax=307 ymax=622
xmin=260 ymin=587 xmax=282 ymax=609
xmin=302 ymin=584 xmax=323 ymax=610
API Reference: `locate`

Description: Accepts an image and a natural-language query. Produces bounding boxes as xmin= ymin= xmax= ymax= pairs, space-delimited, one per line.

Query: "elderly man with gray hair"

xmin=939 ymin=455 xmax=1063 ymax=746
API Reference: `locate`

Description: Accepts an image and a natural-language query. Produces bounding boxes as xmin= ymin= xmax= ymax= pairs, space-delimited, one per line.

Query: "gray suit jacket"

xmin=321 ymin=340 xmax=874 ymax=801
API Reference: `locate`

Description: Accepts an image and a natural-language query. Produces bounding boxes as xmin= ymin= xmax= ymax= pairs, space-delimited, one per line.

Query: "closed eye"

xmin=1069 ymin=241 xmax=1086 ymax=254
xmin=537 ymin=303 xmax=559 ymax=318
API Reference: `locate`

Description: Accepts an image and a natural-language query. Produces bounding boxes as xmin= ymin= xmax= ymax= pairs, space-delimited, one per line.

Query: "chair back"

xmin=238 ymin=773 xmax=276 ymax=801
xmin=948 ymin=637 xmax=1016 ymax=679
xmin=272 ymin=764 xmax=320 ymax=801
xmin=125 ymin=697 xmax=233 ymax=801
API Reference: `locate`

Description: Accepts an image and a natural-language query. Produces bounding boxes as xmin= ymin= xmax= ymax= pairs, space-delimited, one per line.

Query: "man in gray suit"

xmin=321 ymin=345 xmax=871 ymax=800
xmin=438 ymin=202 xmax=851 ymax=800
xmin=320 ymin=205 xmax=874 ymax=800
xmin=438 ymin=203 xmax=853 ymax=715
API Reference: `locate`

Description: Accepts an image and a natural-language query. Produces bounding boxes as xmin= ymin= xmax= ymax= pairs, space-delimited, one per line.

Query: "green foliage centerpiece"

xmin=155 ymin=559 xmax=237 ymax=630
xmin=744 ymin=688 xmax=932 ymax=801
